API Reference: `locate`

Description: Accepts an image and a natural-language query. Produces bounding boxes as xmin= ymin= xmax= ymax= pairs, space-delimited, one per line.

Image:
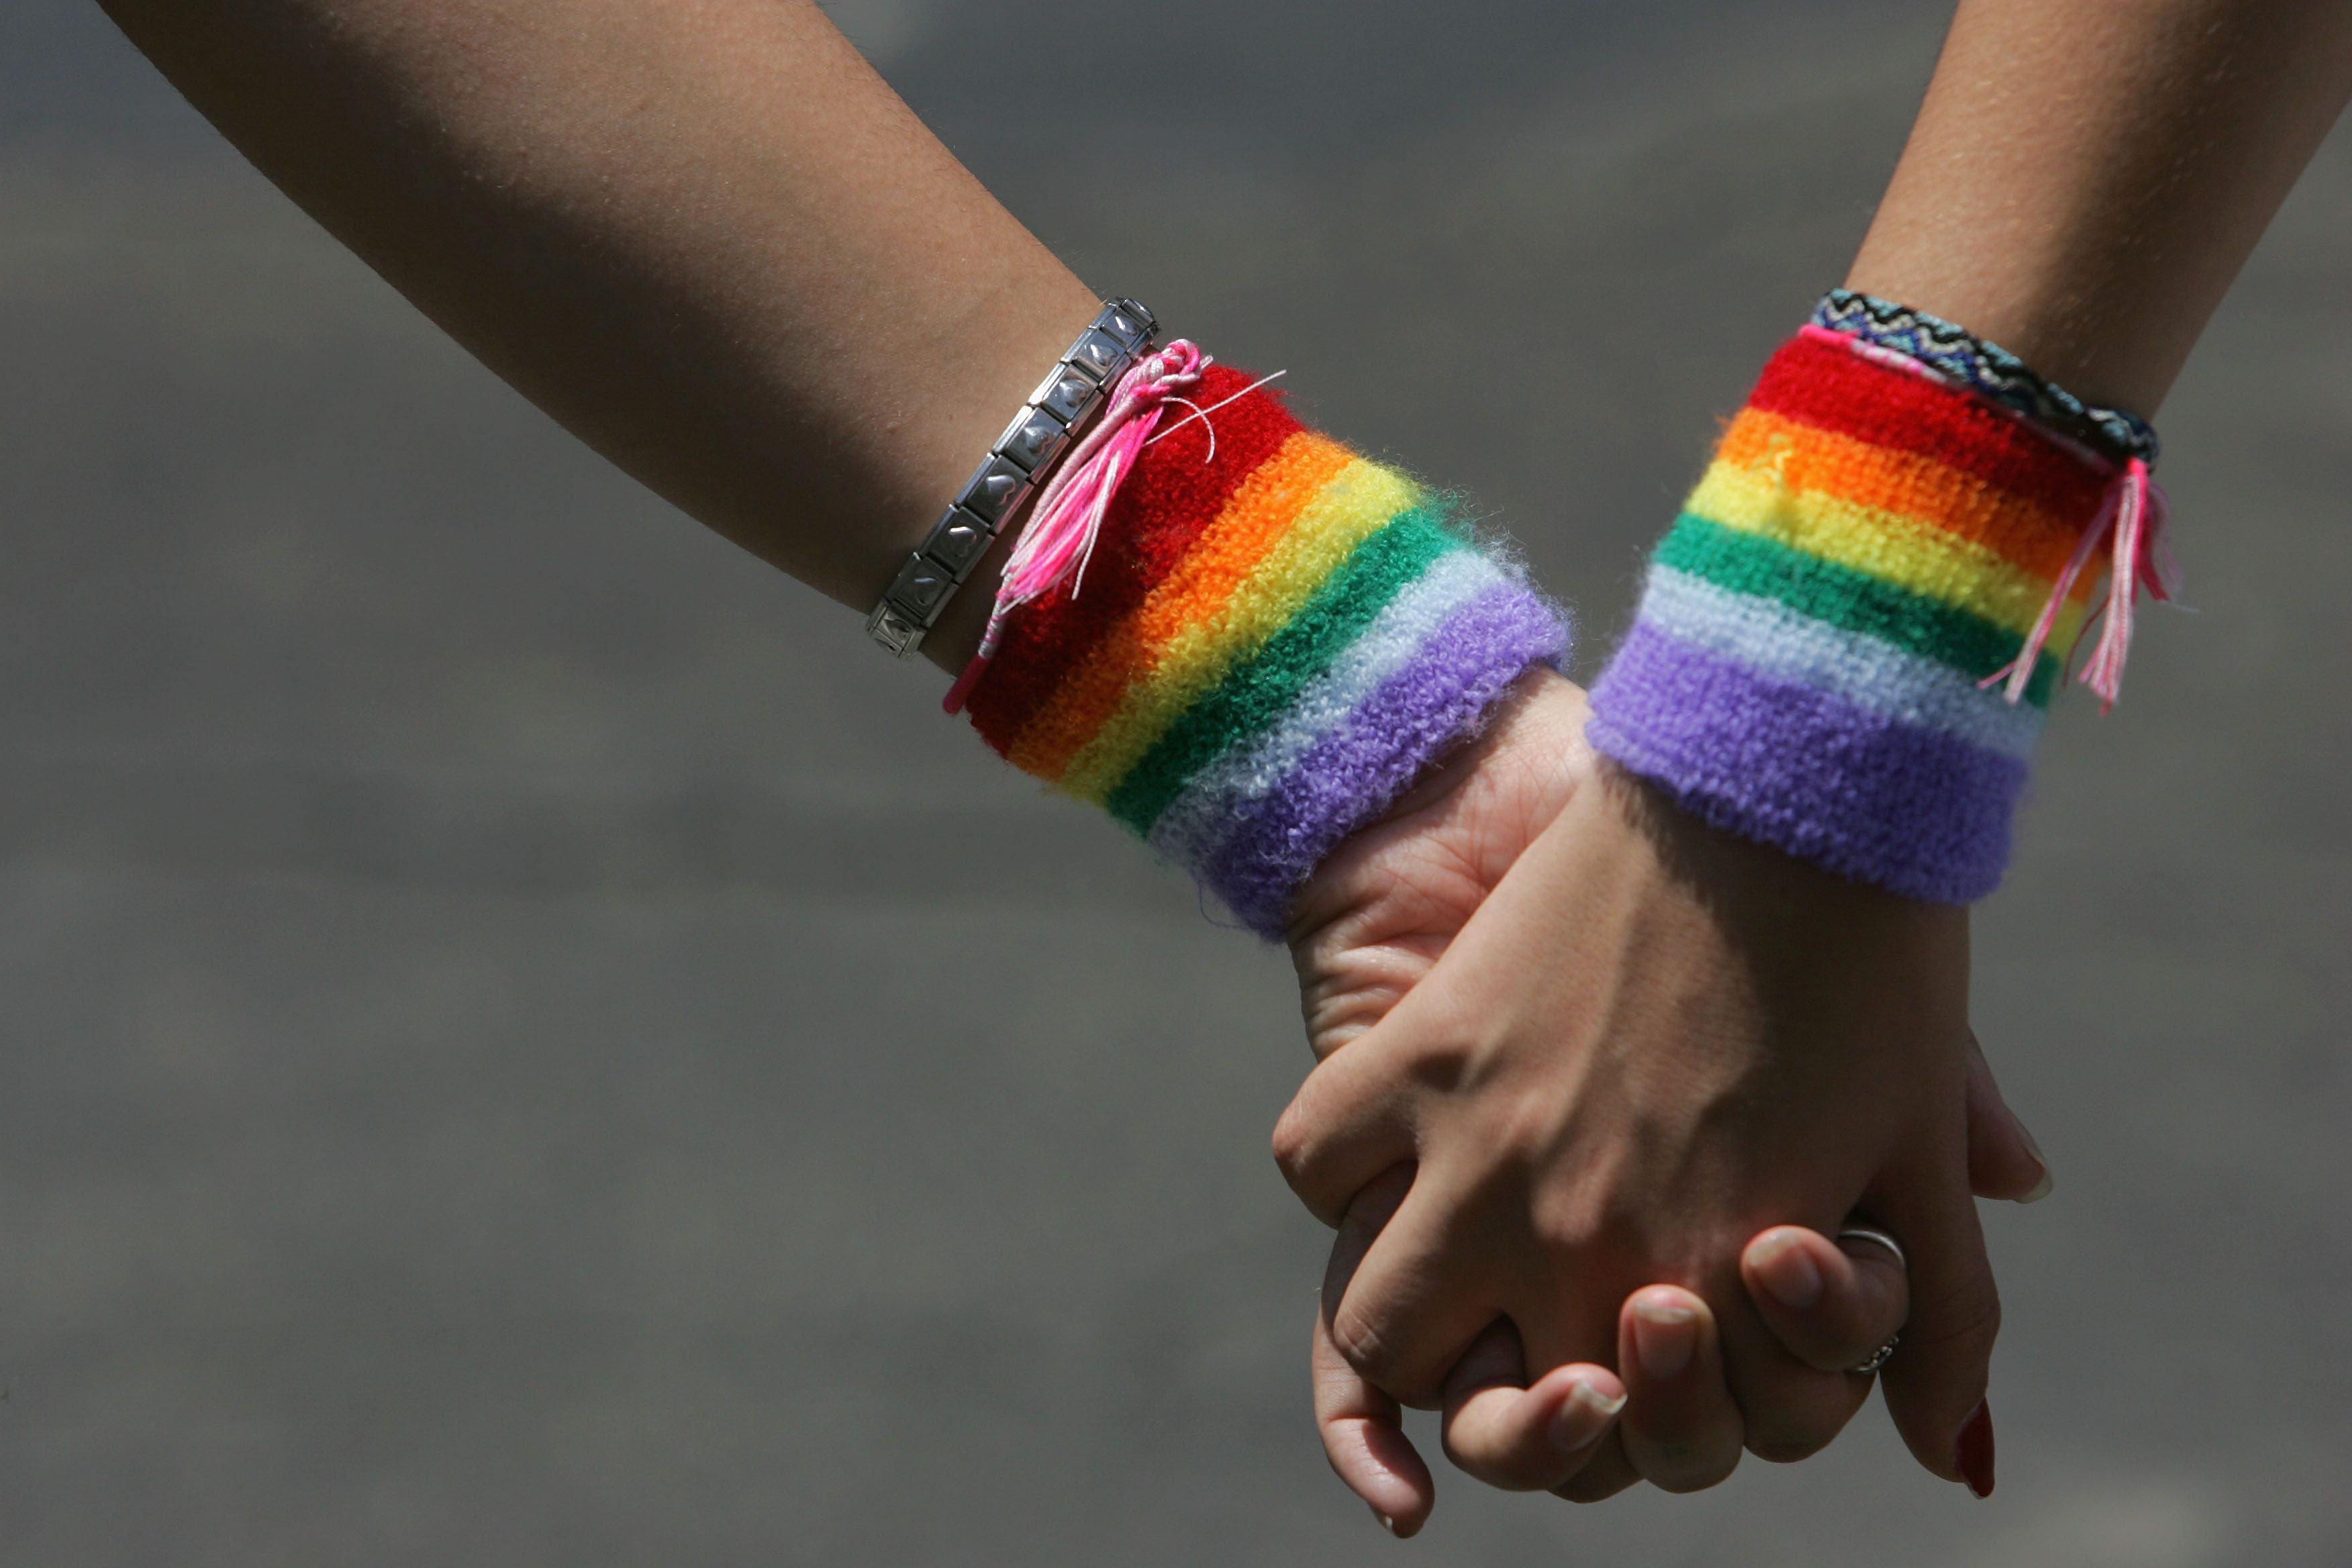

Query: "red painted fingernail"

xmin=1956 ymin=1399 xmax=1995 ymax=1498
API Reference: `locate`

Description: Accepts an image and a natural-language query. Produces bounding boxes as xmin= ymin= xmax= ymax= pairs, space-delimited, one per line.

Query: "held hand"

xmin=1283 ymin=755 xmax=2037 ymax=1532
xmin=1310 ymin=1032 xmax=2042 ymax=1533
xmin=1283 ymin=777 xmax=1989 ymax=1486
xmin=1287 ymin=669 xmax=1587 ymax=1531
xmin=1286 ymin=675 xmax=2048 ymax=1532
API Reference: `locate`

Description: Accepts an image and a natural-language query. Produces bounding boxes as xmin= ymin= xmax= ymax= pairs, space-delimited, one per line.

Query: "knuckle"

xmin=1268 ymin=1101 xmax=1351 ymax=1222
xmin=1327 ymin=1304 xmax=1404 ymax=1387
xmin=1524 ymin=1159 xmax=1652 ymax=1261
xmin=1526 ymin=1182 xmax=1617 ymax=1259
xmin=1398 ymin=1034 xmax=1472 ymax=1094
xmin=1268 ymin=1100 xmax=1317 ymax=1185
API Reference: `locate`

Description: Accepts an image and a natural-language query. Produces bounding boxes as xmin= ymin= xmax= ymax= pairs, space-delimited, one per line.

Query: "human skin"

xmin=1850 ymin=0 xmax=2352 ymax=411
xmin=1282 ymin=0 xmax=2352 ymax=1524
xmin=1287 ymin=671 xmax=2047 ymax=1533
xmin=88 ymin=0 xmax=1951 ymax=1500
xmin=1280 ymin=745 xmax=1997 ymax=1503
xmin=87 ymin=0 xmax=1947 ymax=1495
xmin=94 ymin=0 xmax=1093 ymax=672
xmin=90 ymin=0 xmax=2352 ymax=1531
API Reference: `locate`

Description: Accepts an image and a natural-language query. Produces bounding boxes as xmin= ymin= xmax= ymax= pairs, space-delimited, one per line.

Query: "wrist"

xmin=1587 ymin=299 xmax=2165 ymax=901
xmin=946 ymin=348 xmax=1570 ymax=936
xmin=850 ymin=280 xmax=1108 ymax=671
xmin=1604 ymin=763 xmax=1967 ymax=954
xmin=1845 ymin=0 xmax=2352 ymax=416
xmin=1838 ymin=255 xmax=2169 ymax=423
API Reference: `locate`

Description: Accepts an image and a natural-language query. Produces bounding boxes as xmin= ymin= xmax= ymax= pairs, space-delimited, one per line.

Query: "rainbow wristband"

xmin=963 ymin=364 xmax=1569 ymax=937
xmin=1588 ymin=315 xmax=2145 ymax=902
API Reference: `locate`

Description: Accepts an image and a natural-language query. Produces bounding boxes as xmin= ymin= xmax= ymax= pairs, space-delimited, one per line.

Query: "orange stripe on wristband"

xmin=1006 ymin=430 xmax=1353 ymax=780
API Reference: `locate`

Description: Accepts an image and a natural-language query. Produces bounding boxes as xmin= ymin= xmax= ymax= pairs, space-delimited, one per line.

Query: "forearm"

xmin=1850 ymin=0 xmax=2352 ymax=414
xmin=97 ymin=0 xmax=1095 ymax=663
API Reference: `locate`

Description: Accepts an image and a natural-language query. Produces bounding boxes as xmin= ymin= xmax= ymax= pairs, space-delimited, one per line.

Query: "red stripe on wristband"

xmin=967 ymin=364 xmax=1303 ymax=754
xmin=1750 ymin=332 xmax=2110 ymax=526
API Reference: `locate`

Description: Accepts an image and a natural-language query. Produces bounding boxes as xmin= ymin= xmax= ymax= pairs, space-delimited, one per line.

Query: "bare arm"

xmin=1851 ymin=0 xmax=2352 ymax=413
xmin=96 ymin=0 xmax=2348 ymax=671
xmin=87 ymin=0 xmax=2352 ymax=1532
xmin=96 ymin=0 xmax=1093 ymax=667
xmin=1298 ymin=0 xmax=2352 ymax=1530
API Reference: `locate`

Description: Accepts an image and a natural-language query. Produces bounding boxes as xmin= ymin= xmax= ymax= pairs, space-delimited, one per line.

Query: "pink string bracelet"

xmin=944 ymin=340 xmax=1257 ymax=715
xmin=865 ymin=299 xmax=1157 ymax=658
xmin=1588 ymin=302 xmax=2175 ymax=901
xmin=1797 ymin=324 xmax=2181 ymax=712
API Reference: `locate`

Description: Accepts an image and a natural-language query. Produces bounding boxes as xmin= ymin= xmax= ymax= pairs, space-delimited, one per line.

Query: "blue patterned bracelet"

xmin=1811 ymin=289 xmax=2159 ymax=465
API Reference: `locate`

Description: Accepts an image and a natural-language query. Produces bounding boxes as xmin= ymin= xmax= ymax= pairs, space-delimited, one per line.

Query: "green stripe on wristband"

xmin=1107 ymin=509 xmax=1466 ymax=833
xmin=1656 ymin=514 xmax=2059 ymax=707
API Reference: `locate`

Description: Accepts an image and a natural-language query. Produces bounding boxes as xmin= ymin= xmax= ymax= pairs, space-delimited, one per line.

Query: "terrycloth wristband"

xmin=963 ymin=364 xmax=1569 ymax=937
xmin=1587 ymin=315 xmax=2161 ymax=903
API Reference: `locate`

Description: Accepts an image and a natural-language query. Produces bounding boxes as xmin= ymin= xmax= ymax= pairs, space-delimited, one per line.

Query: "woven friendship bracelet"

xmin=1812 ymin=289 xmax=2158 ymax=464
xmin=957 ymin=362 xmax=1569 ymax=936
xmin=867 ymin=299 xmax=1157 ymax=657
xmin=1587 ymin=307 xmax=2170 ymax=902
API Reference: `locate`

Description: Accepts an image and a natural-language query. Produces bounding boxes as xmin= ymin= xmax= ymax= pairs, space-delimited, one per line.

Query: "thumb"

xmin=1964 ymin=1032 xmax=2053 ymax=1204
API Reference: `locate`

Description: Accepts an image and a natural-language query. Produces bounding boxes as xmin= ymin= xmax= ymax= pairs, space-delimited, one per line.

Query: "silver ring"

xmin=1848 ymin=1333 xmax=1901 ymax=1375
xmin=1836 ymin=1224 xmax=1906 ymax=1271
xmin=1837 ymin=1225 xmax=1905 ymax=1374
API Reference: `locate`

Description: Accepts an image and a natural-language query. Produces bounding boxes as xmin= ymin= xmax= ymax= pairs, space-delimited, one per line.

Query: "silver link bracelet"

xmin=865 ymin=299 xmax=1158 ymax=657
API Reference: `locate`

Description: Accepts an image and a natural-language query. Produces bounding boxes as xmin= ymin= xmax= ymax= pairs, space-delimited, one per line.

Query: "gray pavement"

xmin=3 ymin=2 xmax=2350 ymax=1562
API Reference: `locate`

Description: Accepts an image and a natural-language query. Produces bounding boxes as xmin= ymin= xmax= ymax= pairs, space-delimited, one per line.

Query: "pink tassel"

xmin=1980 ymin=456 xmax=2177 ymax=713
xmin=1804 ymin=324 xmax=2180 ymax=715
xmin=942 ymin=341 xmax=1208 ymax=715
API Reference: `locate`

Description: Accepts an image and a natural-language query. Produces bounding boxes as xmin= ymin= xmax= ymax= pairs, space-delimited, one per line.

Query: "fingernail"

xmin=1372 ymin=1509 xmax=1397 ymax=1535
xmin=1549 ymin=1373 xmax=1628 ymax=1453
xmin=1631 ymin=1293 xmax=1698 ymax=1379
xmin=1956 ymin=1399 xmax=1996 ymax=1498
xmin=2016 ymin=1124 xmax=2055 ymax=1204
xmin=1751 ymin=1231 xmax=1824 ymax=1309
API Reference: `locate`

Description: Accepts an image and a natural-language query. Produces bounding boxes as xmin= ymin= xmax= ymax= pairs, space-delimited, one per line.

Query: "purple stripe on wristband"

xmin=1587 ymin=620 xmax=2023 ymax=902
xmin=1203 ymin=583 xmax=1567 ymax=937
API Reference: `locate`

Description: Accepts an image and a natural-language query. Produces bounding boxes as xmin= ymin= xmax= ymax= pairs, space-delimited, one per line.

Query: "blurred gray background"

xmin=3 ymin=1 xmax=2349 ymax=1562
